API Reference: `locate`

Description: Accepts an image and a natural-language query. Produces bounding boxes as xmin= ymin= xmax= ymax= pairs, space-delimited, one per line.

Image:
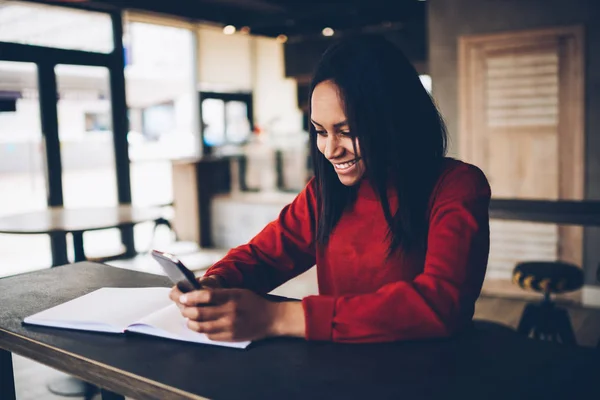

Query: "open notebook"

xmin=23 ymin=287 xmax=250 ymax=349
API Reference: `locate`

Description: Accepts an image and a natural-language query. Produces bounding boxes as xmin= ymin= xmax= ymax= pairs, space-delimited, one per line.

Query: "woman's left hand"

xmin=179 ymin=288 xmax=305 ymax=342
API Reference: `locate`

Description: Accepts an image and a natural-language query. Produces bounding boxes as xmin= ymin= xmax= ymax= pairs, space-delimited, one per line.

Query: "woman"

xmin=170 ymin=36 xmax=491 ymax=343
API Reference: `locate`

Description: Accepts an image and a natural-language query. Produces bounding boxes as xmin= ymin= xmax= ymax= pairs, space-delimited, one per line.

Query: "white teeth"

xmin=334 ymin=159 xmax=358 ymax=170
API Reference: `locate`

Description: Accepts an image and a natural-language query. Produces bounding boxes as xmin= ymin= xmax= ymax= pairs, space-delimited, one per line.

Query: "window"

xmin=141 ymin=101 xmax=176 ymax=140
xmin=0 ymin=0 xmax=113 ymax=53
xmin=200 ymin=92 xmax=253 ymax=151
xmin=85 ymin=112 xmax=111 ymax=132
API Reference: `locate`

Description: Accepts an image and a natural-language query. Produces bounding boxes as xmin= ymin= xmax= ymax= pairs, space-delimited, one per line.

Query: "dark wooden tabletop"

xmin=0 ymin=205 xmax=165 ymax=234
xmin=490 ymin=198 xmax=600 ymax=226
xmin=1 ymin=263 xmax=599 ymax=400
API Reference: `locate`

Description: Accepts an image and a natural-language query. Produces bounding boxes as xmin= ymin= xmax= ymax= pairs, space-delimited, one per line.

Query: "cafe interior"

xmin=0 ymin=0 xmax=599 ymax=399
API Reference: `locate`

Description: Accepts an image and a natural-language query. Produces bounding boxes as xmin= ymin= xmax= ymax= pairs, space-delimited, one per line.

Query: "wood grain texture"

xmin=490 ymin=198 xmax=600 ymax=226
xmin=0 ymin=264 xmax=207 ymax=400
xmin=0 ymin=331 xmax=207 ymax=400
xmin=1 ymin=263 xmax=600 ymax=400
xmin=12 ymin=293 xmax=600 ymax=399
xmin=172 ymin=162 xmax=201 ymax=244
xmin=459 ymin=26 xmax=585 ymax=292
xmin=0 ymin=206 xmax=165 ymax=235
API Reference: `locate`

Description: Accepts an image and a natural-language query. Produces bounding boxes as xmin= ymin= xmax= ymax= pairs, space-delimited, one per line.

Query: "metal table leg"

xmin=0 ymin=349 xmax=16 ymax=400
xmin=101 ymin=388 xmax=125 ymax=400
xmin=72 ymin=231 xmax=86 ymax=262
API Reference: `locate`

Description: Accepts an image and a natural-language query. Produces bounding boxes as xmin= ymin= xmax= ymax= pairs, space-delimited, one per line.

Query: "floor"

xmin=8 ymin=266 xmax=600 ymax=399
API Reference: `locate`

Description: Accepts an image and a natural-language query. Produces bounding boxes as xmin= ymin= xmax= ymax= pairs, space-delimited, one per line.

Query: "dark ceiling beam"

xmin=240 ymin=1 xmax=422 ymax=30
xmin=193 ymin=0 xmax=287 ymax=13
xmin=94 ymin=0 xmax=248 ymax=23
xmin=37 ymin=0 xmax=270 ymax=26
xmin=246 ymin=2 xmax=423 ymax=39
xmin=33 ymin=0 xmax=425 ymax=41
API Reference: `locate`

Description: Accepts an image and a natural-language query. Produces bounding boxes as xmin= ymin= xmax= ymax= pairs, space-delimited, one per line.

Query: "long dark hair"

xmin=309 ymin=35 xmax=448 ymax=254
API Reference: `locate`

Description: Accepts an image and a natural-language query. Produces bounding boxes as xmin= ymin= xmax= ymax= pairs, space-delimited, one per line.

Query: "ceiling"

xmin=38 ymin=0 xmax=426 ymax=42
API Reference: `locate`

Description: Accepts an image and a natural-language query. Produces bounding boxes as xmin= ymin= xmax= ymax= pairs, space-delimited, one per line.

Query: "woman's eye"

xmin=340 ymin=131 xmax=352 ymax=137
xmin=315 ymin=130 xmax=327 ymax=136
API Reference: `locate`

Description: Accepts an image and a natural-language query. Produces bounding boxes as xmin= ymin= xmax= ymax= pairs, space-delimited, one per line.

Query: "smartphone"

xmin=151 ymin=250 xmax=203 ymax=293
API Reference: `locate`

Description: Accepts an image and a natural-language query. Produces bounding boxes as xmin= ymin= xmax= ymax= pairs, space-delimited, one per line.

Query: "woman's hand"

xmin=177 ymin=288 xmax=306 ymax=342
xmin=169 ymin=275 xmax=223 ymax=311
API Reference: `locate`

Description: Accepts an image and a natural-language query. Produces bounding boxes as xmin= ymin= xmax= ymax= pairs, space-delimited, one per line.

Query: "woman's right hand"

xmin=169 ymin=275 xmax=223 ymax=310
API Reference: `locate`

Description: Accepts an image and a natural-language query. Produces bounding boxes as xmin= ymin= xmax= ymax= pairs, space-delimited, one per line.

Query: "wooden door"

xmin=459 ymin=27 xmax=584 ymax=298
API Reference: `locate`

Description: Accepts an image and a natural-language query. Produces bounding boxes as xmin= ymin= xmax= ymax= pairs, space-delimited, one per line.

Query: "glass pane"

xmin=124 ymin=21 xmax=197 ymax=249
xmin=55 ymin=64 xmax=121 ymax=259
xmin=225 ymin=101 xmax=251 ymax=144
xmin=0 ymin=61 xmax=52 ymax=275
xmin=125 ymin=22 xmax=196 ymax=160
xmin=202 ymin=98 xmax=225 ymax=146
xmin=0 ymin=0 xmax=113 ymax=53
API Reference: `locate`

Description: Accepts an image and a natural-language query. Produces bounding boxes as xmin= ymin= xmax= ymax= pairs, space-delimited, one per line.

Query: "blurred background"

xmin=0 ymin=0 xmax=431 ymax=276
xmin=2 ymin=0 xmax=600 ymax=397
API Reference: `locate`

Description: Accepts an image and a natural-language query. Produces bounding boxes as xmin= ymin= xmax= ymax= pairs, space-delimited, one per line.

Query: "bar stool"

xmin=512 ymin=261 xmax=583 ymax=345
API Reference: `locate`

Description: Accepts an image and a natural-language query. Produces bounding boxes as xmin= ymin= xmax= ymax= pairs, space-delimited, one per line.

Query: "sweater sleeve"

xmin=302 ymin=165 xmax=491 ymax=343
xmin=203 ymin=179 xmax=317 ymax=294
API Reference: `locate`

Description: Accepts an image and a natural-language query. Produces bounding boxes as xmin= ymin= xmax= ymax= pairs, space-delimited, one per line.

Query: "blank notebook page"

xmin=24 ymin=287 xmax=172 ymax=332
xmin=128 ymin=303 xmax=251 ymax=349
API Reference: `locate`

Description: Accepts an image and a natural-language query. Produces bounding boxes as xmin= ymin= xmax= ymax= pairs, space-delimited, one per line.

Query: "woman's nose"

xmin=324 ymin=135 xmax=343 ymax=159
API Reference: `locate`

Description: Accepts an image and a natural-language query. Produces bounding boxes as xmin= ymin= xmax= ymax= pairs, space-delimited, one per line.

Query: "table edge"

xmin=0 ymin=327 xmax=208 ymax=400
xmin=0 ymin=221 xmax=145 ymax=235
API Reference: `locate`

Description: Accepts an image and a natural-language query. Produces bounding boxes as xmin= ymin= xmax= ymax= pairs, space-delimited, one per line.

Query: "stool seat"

xmin=512 ymin=261 xmax=584 ymax=294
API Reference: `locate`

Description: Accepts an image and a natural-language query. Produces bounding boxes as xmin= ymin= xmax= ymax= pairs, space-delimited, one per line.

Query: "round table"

xmin=0 ymin=205 xmax=167 ymax=266
xmin=0 ymin=205 xmax=169 ymax=398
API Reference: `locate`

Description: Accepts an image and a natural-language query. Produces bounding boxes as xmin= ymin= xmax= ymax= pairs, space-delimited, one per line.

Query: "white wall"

xmin=197 ymin=26 xmax=253 ymax=91
xmin=253 ymin=36 xmax=302 ymax=134
xmin=196 ymin=26 xmax=302 ymax=134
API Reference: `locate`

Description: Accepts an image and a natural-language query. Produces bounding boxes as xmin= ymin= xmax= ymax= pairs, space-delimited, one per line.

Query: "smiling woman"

xmin=311 ymin=80 xmax=365 ymax=186
xmin=170 ymin=36 xmax=492 ymax=344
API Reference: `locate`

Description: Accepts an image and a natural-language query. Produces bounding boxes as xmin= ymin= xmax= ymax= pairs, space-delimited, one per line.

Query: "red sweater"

xmin=204 ymin=158 xmax=491 ymax=343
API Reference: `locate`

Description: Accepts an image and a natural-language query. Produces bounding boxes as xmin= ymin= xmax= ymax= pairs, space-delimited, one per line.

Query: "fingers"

xmin=187 ymin=317 xmax=231 ymax=335
xmin=169 ymin=286 xmax=184 ymax=310
xmin=181 ymin=304 xmax=225 ymax=322
xmin=179 ymin=288 xmax=234 ymax=306
xmin=198 ymin=275 xmax=223 ymax=289
xmin=205 ymin=332 xmax=236 ymax=342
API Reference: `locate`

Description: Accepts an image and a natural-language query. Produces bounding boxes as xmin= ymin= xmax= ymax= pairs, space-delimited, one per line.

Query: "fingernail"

xmin=179 ymin=294 xmax=187 ymax=304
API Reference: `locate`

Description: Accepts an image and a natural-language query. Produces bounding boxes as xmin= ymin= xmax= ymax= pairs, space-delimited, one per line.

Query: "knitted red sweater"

xmin=205 ymin=158 xmax=491 ymax=343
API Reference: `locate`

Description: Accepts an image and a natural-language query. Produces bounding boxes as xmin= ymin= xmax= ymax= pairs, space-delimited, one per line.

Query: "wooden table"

xmin=1 ymin=262 xmax=599 ymax=400
xmin=490 ymin=198 xmax=600 ymax=226
xmin=0 ymin=205 xmax=165 ymax=266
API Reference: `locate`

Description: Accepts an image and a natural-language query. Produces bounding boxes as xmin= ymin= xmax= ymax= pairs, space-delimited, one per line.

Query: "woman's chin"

xmin=336 ymin=173 xmax=363 ymax=186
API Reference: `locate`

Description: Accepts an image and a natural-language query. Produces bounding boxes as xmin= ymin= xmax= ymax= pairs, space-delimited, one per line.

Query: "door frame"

xmin=458 ymin=26 xmax=585 ymax=298
xmin=0 ymin=8 xmax=133 ymax=266
xmin=458 ymin=25 xmax=584 ymax=203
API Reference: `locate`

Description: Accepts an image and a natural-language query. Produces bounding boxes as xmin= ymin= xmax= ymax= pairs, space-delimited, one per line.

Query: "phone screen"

xmin=151 ymin=250 xmax=202 ymax=293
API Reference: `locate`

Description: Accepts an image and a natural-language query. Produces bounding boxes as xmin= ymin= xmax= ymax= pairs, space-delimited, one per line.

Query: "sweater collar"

xmin=356 ymin=178 xmax=395 ymax=201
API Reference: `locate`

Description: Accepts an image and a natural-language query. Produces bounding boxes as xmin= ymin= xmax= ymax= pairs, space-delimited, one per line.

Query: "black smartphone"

xmin=151 ymin=250 xmax=203 ymax=293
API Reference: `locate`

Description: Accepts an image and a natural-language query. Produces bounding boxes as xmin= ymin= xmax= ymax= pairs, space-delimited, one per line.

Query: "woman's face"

xmin=311 ymin=80 xmax=365 ymax=186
